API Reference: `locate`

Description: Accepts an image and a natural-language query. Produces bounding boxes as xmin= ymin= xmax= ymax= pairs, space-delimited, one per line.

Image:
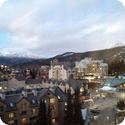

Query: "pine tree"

xmin=37 ymin=100 xmax=47 ymax=125
xmin=73 ymin=88 xmax=84 ymax=125
xmin=47 ymin=104 xmax=52 ymax=125
xmin=30 ymin=68 xmax=38 ymax=79
xmin=63 ymin=89 xmax=74 ymax=125
xmin=117 ymin=99 xmax=125 ymax=110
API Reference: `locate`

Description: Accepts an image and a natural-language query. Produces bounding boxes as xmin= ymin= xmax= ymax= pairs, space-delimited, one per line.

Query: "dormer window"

xmin=32 ymin=99 xmax=35 ymax=104
xmin=57 ymin=96 xmax=61 ymax=100
xmin=10 ymin=103 xmax=14 ymax=107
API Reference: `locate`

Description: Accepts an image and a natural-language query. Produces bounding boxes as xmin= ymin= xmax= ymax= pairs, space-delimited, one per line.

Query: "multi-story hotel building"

xmin=0 ymin=87 xmax=67 ymax=125
xmin=74 ymin=58 xmax=108 ymax=80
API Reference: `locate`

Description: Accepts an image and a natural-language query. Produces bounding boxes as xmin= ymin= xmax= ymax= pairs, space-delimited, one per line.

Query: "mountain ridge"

xmin=1 ymin=45 xmax=125 ymax=66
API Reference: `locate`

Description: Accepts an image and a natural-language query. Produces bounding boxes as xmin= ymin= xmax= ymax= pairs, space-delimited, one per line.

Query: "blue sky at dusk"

xmin=0 ymin=0 xmax=125 ymax=57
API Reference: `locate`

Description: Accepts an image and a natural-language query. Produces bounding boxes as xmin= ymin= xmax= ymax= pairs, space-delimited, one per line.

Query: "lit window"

xmin=65 ymin=102 xmax=67 ymax=106
xmin=9 ymin=113 xmax=14 ymax=118
xmin=52 ymin=118 xmax=56 ymax=124
xmin=44 ymin=100 xmax=47 ymax=103
xmin=50 ymin=98 xmax=55 ymax=104
xmin=26 ymin=85 xmax=29 ymax=89
xmin=8 ymin=120 xmax=14 ymax=124
xmin=80 ymin=87 xmax=84 ymax=93
xmin=32 ymin=108 xmax=36 ymax=115
xmin=22 ymin=118 xmax=27 ymax=124
xmin=4 ymin=87 xmax=7 ymax=90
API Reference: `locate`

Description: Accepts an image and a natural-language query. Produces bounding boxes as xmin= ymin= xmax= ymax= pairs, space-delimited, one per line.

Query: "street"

xmin=89 ymin=97 xmax=118 ymax=125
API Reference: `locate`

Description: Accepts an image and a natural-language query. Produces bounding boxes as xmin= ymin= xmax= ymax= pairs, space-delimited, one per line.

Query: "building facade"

xmin=49 ymin=60 xmax=68 ymax=80
xmin=74 ymin=58 xmax=108 ymax=80
xmin=0 ymin=87 xmax=67 ymax=125
xmin=39 ymin=65 xmax=49 ymax=79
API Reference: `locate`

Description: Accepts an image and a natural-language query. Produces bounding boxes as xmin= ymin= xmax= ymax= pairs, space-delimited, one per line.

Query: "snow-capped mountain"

xmin=0 ymin=48 xmax=40 ymax=58
xmin=62 ymin=52 xmax=75 ymax=57
xmin=1 ymin=45 xmax=125 ymax=66
xmin=0 ymin=48 xmax=41 ymax=65
xmin=112 ymin=42 xmax=125 ymax=48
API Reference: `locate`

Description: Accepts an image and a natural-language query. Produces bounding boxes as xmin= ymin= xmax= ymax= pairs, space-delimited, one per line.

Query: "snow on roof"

xmin=100 ymin=86 xmax=114 ymax=91
xmin=0 ymin=117 xmax=7 ymax=125
xmin=100 ymin=63 xmax=108 ymax=66
xmin=81 ymin=108 xmax=87 ymax=120
xmin=118 ymin=118 xmax=125 ymax=125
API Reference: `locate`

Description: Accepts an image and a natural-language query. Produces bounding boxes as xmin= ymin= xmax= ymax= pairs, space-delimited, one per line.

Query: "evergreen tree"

xmin=37 ymin=100 xmax=47 ymax=125
xmin=47 ymin=104 xmax=52 ymax=125
xmin=117 ymin=99 xmax=125 ymax=110
xmin=73 ymin=88 xmax=84 ymax=125
xmin=63 ymin=89 xmax=74 ymax=125
xmin=30 ymin=68 xmax=38 ymax=79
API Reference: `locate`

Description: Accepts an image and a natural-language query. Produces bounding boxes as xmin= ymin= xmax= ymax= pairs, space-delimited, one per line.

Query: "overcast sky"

xmin=0 ymin=0 xmax=125 ymax=57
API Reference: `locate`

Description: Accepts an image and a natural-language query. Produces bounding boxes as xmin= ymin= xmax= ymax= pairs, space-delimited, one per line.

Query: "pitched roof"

xmin=15 ymin=76 xmax=26 ymax=81
xmin=0 ymin=78 xmax=8 ymax=83
xmin=51 ymin=86 xmax=67 ymax=101
xmin=25 ymin=78 xmax=42 ymax=84
xmin=0 ymin=87 xmax=67 ymax=111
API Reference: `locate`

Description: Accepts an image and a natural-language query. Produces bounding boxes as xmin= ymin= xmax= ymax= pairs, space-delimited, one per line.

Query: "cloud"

xmin=105 ymin=22 xmax=123 ymax=33
xmin=0 ymin=0 xmax=125 ymax=57
xmin=0 ymin=0 xmax=6 ymax=8
xmin=118 ymin=0 xmax=125 ymax=6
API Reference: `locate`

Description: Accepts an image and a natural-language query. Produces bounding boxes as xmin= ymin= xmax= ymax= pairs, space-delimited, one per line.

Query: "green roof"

xmin=103 ymin=78 xmax=125 ymax=87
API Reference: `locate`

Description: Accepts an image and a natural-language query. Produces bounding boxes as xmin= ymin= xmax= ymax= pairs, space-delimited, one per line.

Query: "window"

xmin=32 ymin=108 xmax=36 ymax=115
xmin=10 ymin=103 xmax=14 ymax=107
xmin=50 ymin=98 xmax=55 ymax=104
xmin=24 ymin=103 xmax=27 ymax=107
xmin=52 ymin=118 xmax=56 ymax=124
xmin=20 ymin=111 xmax=27 ymax=115
xmin=0 ymin=106 xmax=4 ymax=112
xmin=9 ymin=113 xmax=14 ymax=118
xmin=80 ymin=87 xmax=84 ymax=93
xmin=21 ymin=102 xmax=27 ymax=110
xmin=4 ymin=86 xmax=7 ymax=90
xmin=21 ymin=118 xmax=28 ymax=125
xmin=8 ymin=120 xmax=14 ymax=125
